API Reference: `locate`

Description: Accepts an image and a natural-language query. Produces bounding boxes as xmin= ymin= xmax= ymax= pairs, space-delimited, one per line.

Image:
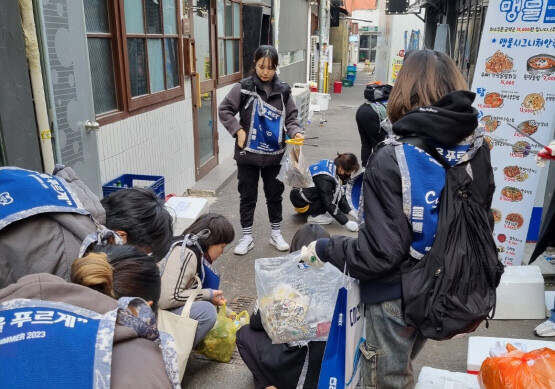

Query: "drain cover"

xmin=227 ymin=295 xmax=255 ymax=313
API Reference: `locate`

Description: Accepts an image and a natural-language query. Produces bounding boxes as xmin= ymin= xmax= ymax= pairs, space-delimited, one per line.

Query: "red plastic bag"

xmin=478 ymin=344 xmax=555 ymax=389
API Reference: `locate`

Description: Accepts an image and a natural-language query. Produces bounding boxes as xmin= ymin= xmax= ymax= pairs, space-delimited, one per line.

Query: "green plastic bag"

xmin=195 ymin=303 xmax=249 ymax=363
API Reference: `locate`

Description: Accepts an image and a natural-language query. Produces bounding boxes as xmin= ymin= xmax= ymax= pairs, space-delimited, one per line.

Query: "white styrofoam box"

xmin=466 ymin=336 xmax=555 ymax=374
xmin=415 ymin=367 xmax=479 ymax=389
xmin=292 ymin=83 xmax=309 ymax=96
xmin=165 ymin=196 xmax=209 ymax=235
xmin=546 ymin=291 xmax=555 ymax=318
xmin=310 ymin=92 xmax=331 ymax=111
xmin=494 ymin=265 xmax=545 ymax=319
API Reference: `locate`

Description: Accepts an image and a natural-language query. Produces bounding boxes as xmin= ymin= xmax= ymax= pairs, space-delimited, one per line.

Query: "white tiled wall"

xmin=97 ymin=81 xmax=237 ymax=197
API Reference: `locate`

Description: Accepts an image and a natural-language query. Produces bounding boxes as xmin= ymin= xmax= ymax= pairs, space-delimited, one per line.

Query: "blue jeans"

xmin=550 ymin=297 xmax=555 ymax=322
xmin=356 ymin=299 xmax=427 ymax=389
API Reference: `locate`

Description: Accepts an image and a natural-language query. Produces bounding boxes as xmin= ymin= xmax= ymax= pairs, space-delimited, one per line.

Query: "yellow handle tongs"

xmin=285 ymin=136 xmax=319 ymax=147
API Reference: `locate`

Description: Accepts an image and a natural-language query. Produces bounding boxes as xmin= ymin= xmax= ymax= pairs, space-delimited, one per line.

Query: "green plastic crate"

xmin=342 ymin=79 xmax=354 ymax=87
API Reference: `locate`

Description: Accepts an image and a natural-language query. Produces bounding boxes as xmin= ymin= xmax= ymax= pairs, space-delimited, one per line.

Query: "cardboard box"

xmin=466 ymin=336 xmax=555 ymax=374
xmin=165 ymin=196 xmax=209 ymax=235
xmin=494 ymin=265 xmax=545 ymax=319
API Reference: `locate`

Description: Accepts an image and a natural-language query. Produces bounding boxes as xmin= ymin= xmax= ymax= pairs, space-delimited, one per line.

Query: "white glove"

xmin=300 ymin=241 xmax=325 ymax=269
xmin=345 ymin=220 xmax=359 ymax=232
xmin=349 ymin=210 xmax=359 ymax=221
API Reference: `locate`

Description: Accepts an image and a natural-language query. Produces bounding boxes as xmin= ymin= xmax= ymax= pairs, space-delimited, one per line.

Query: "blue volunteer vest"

xmin=0 ymin=167 xmax=88 ymax=231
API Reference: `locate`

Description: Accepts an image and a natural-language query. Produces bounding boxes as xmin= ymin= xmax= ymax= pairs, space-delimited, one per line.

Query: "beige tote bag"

xmin=157 ymin=276 xmax=201 ymax=381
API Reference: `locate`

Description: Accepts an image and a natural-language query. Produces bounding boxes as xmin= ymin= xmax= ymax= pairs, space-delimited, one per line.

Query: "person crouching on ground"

xmin=290 ymin=153 xmax=359 ymax=232
xmin=158 ymin=213 xmax=235 ymax=347
xmin=236 ymin=224 xmax=331 ymax=389
xmin=218 ymin=45 xmax=304 ymax=255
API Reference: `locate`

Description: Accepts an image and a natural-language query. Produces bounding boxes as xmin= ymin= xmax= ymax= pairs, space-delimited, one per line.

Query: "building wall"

xmin=275 ymin=0 xmax=310 ymax=85
xmin=97 ymin=81 xmax=236 ymax=197
xmin=330 ymin=18 xmax=349 ymax=79
xmin=0 ymin=0 xmax=42 ymax=171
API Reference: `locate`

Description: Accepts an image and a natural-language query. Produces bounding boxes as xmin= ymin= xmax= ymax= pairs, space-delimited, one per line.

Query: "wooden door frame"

xmin=190 ymin=0 xmax=219 ymax=181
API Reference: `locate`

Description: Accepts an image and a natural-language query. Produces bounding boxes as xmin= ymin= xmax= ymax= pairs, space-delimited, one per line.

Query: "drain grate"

xmin=227 ymin=295 xmax=255 ymax=313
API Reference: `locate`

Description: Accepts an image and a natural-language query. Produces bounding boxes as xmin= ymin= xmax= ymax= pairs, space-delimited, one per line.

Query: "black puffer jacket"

xmin=218 ymin=74 xmax=302 ymax=166
xmin=316 ymin=91 xmax=495 ymax=304
xmin=296 ymin=174 xmax=352 ymax=225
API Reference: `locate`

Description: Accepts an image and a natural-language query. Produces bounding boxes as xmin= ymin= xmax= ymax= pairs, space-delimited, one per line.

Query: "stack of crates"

xmin=292 ymin=83 xmax=310 ymax=130
xmin=341 ymin=65 xmax=357 ymax=87
xmin=345 ymin=65 xmax=357 ymax=85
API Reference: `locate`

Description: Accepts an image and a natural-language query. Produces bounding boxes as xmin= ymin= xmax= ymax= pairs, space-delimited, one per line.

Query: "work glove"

xmin=300 ymin=241 xmax=325 ymax=269
xmin=348 ymin=209 xmax=359 ymax=221
xmin=345 ymin=220 xmax=359 ymax=232
xmin=535 ymin=140 xmax=555 ymax=168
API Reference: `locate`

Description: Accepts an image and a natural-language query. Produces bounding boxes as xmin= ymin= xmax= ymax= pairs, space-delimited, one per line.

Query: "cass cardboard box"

xmin=415 ymin=367 xmax=479 ymax=389
xmin=466 ymin=336 xmax=555 ymax=374
xmin=494 ymin=265 xmax=545 ymax=319
xmin=165 ymin=196 xmax=209 ymax=235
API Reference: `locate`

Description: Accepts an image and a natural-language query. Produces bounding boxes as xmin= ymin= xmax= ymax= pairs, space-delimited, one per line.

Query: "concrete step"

xmin=188 ymin=156 xmax=237 ymax=197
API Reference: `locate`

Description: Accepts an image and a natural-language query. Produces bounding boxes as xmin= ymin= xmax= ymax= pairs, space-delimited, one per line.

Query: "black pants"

xmin=289 ymin=188 xmax=326 ymax=217
xmin=237 ymin=164 xmax=284 ymax=229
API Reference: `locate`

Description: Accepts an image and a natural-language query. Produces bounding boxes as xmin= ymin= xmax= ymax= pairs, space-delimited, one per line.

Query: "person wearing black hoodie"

xmin=355 ymin=83 xmax=393 ymax=166
xmin=300 ymin=50 xmax=495 ymax=388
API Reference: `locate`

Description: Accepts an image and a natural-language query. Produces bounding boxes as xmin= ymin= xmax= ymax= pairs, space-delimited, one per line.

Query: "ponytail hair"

xmin=72 ymin=245 xmax=161 ymax=312
xmin=71 ymin=253 xmax=114 ymax=297
xmin=334 ymin=152 xmax=359 ymax=173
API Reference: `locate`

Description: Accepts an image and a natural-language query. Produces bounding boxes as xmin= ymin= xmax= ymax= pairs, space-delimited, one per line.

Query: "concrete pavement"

xmin=181 ymin=72 xmax=554 ymax=388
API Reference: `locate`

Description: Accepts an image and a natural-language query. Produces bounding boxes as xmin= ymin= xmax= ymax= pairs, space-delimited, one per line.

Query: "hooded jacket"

xmin=315 ymin=91 xmax=495 ymax=304
xmin=0 ymin=273 xmax=174 ymax=388
xmin=218 ymin=74 xmax=302 ymax=166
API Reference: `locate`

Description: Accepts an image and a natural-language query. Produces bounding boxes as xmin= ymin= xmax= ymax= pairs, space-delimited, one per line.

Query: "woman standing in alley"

xmin=219 ymin=45 xmax=304 ymax=255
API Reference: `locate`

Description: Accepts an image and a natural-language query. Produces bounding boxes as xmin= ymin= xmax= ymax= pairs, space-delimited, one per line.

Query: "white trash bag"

xmin=277 ymin=145 xmax=312 ymax=188
xmin=255 ymin=251 xmax=343 ymax=344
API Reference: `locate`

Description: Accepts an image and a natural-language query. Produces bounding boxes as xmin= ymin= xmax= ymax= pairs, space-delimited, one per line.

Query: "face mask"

xmin=338 ymin=173 xmax=351 ymax=183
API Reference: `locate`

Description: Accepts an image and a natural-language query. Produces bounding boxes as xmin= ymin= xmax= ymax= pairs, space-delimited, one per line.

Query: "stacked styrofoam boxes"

xmin=292 ymin=83 xmax=311 ymax=130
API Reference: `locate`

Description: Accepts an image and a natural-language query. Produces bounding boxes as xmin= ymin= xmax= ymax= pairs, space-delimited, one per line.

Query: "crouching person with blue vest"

xmin=290 ymin=153 xmax=360 ymax=232
xmin=219 ymin=45 xmax=304 ymax=255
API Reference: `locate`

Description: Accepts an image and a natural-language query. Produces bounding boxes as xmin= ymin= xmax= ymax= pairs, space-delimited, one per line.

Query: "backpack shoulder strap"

xmin=400 ymin=136 xmax=451 ymax=170
xmin=240 ymin=77 xmax=256 ymax=109
xmin=280 ymin=81 xmax=291 ymax=105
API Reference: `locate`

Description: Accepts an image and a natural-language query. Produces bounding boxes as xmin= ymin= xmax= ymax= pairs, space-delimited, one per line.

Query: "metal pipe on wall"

xmin=18 ymin=0 xmax=55 ymax=173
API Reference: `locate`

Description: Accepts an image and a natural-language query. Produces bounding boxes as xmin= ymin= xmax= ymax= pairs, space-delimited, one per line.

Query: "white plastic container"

xmin=494 ymin=265 xmax=545 ymax=319
xmin=466 ymin=336 xmax=555 ymax=374
xmin=165 ymin=196 xmax=209 ymax=235
xmin=416 ymin=367 xmax=479 ymax=389
xmin=310 ymin=92 xmax=331 ymax=111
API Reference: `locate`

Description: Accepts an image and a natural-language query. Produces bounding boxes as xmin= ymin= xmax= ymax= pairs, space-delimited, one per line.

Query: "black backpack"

xmin=400 ymin=137 xmax=504 ymax=340
xmin=240 ymin=77 xmax=291 ymax=110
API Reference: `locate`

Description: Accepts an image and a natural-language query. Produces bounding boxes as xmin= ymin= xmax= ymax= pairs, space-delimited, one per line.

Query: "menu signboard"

xmin=471 ymin=0 xmax=555 ymax=265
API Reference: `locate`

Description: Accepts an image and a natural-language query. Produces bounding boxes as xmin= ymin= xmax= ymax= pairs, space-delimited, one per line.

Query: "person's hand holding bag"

xmin=300 ymin=241 xmax=325 ymax=269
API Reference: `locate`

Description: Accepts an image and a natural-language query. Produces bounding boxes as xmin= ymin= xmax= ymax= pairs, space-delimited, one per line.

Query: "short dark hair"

xmin=290 ymin=224 xmax=330 ymax=252
xmin=334 ymin=153 xmax=360 ymax=173
xmin=73 ymin=245 xmax=161 ymax=312
xmin=181 ymin=213 xmax=235 ymax=251
xmin=101 ymin=188 xmax=173 ymax=260
xmin=253 ymin=45 xmax=279 ymax=70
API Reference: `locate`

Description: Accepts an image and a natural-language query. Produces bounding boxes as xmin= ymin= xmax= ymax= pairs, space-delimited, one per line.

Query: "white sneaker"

xmin=270 ymin=234 xmax=290 ymax=251
xmin=307 ymin=214 xmax=333 ymax=225
xmin=534 ymin=319 xmax=555 ymax=337
xmin=234 ymin=236 xmax=254 ymax=255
